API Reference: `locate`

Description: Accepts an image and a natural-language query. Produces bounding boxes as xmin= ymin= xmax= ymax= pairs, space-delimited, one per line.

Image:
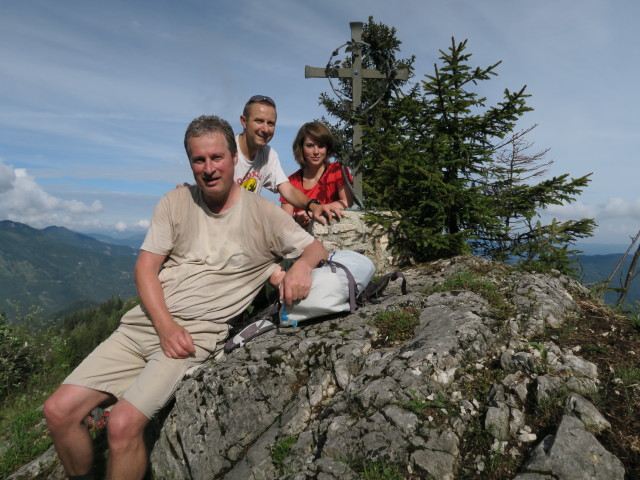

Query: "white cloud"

xmin=0 ymin=158 xmax=103 ymax=228
xmin=65 ymin=199 xmax=102 ymax=214
xmin=0 ymin=158 xmax=16 ymax=193
xmin=545 ymin=198 xmax=640 ymax=222
xmin=115 ymin=221 xmax=127 ymax=232
xmin=603 ymin=197 xmax=640 ymax=219
xmin=544 ymin=201 xmax=598 ymax=220
xmin=541 ymin=197 xmax=640 ymax=245
xmin=135 ymin=219 xmax=150 ymax=228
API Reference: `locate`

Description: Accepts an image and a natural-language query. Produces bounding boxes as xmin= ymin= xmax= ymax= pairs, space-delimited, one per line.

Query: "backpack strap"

xmin=223 ymin=301 xmax=280 ymax=354
xmin=339 ymin=161 xmax=363 ymax=209
xmin=358 ymin=272 xmax=407 ymax=306
xmin=319 ymin=259 xmax=358 ymax=313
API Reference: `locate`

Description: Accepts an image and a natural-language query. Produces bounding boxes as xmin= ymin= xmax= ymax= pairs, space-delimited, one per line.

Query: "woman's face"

xmin=302 ymin=136 xmax=327 ymax=167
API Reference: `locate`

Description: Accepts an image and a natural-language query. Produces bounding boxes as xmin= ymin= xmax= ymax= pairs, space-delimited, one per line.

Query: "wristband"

xmin=305 ymin=199 xmax=320 ymax=216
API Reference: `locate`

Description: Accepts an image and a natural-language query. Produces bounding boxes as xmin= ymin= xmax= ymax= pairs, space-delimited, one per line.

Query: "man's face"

xmin=240 ymin=102 xmax=276 ymax=151
xmin=188 ymin=132 xmax=238 ymax=205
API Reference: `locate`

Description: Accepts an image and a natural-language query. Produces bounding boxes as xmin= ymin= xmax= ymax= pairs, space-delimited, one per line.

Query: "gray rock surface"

xmin=145 ymin=257 xmax=621 ymax=479
xmin=8 ymin=256 xmax=624 ymax=480
xmin=564 ymin=393 xmax=612 ymax=433
xmin=514 ymin=415 xmax=624 ymax=480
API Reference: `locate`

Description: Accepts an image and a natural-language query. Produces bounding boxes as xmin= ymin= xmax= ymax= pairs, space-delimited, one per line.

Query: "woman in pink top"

xmin=280 ymin=121 xmax=354 ymax=228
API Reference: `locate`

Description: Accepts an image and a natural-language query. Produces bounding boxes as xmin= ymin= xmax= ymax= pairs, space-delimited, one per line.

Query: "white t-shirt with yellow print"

xmin=234 ymin=135 xmax=288 ymax=195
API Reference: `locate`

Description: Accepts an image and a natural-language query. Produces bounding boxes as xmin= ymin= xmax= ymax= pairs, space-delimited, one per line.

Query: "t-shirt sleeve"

xmin=270 ymin=150 xmax=289 ymax=192
xmin=269 ymin=204 xmax=315 ymax=258
xmin=141 ymin=194 xmax=174 ymax=255
xmin=258 ymin=147 xmax=288 ymax=195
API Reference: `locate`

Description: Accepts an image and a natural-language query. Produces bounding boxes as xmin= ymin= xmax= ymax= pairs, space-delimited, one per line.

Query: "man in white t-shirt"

xmin=235 ymin=95 xmax=344 ymax=224
xmin=44 ymin=115 xmax=328 ymax=480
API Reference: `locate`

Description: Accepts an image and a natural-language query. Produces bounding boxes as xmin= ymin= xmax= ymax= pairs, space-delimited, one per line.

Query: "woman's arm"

xmin=337 ymin=183 xmax=354 ymax=209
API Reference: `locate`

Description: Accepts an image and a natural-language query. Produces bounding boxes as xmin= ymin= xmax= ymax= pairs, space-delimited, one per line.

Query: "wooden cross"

xmin=305 ymin=21 xmax=409 ymax=204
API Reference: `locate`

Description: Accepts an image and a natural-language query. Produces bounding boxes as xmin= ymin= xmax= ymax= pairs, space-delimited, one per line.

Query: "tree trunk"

xmin=615 ymin=241 xmax=640 ymax=307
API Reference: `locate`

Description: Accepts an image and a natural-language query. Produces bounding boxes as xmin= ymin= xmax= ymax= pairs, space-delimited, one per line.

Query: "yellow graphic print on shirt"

xmin=241 ymin=177 xmax=257 ymax=192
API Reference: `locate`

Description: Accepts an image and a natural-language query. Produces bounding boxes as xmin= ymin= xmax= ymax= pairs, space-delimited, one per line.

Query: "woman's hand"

xmin=293 ymin=211 xmax=312 ymax=227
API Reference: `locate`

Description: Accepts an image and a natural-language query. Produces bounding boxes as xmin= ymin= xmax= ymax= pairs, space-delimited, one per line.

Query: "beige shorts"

xmin=63 ymin=306 xmax=228 ymax=419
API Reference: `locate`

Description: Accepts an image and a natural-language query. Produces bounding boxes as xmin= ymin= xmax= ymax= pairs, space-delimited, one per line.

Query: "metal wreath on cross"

xmin=323 ymin=39 xmax=394 ymax=116
xmin=305 ymin=22 xmax=409 ymax=206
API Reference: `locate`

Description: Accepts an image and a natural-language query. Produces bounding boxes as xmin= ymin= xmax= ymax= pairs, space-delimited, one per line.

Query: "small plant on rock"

xmin=270 ymin=435 xmax=297 ymax=470
xmin=400 ymin=388 xmax=448 ymax=419
xmin=423 ymin=270 xmax=515 ymax=321
xmin=614 ymin=363 xmax=640 ymax=387
xmin=360 ymin=459 xmax=405 ymax=480
xmin=370 ymin=307 xmax=420 ymax=348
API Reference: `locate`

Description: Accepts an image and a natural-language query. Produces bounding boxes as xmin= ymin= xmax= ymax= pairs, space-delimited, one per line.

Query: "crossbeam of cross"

xmin=305 ymin=21 xmax=408 ymax=205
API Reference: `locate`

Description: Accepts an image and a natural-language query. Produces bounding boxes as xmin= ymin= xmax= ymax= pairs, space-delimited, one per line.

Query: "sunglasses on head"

xmin=248 ymin=95 xmax=276 ymax=107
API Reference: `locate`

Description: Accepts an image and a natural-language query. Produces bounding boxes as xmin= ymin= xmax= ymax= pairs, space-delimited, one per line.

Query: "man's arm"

xmin=279 ymin=239 xmax=328 ymax=306
xmin=134 ymin=250 xmax=196 ymax=359
xmin=278 ymin=181 xmax=344 ymax=225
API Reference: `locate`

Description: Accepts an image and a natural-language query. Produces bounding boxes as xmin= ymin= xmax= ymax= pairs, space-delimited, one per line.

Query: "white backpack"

xmin=279 ymin=250 xmax=375 ymax=326
xmin=224 ymin=250 xmax=406 ymax=353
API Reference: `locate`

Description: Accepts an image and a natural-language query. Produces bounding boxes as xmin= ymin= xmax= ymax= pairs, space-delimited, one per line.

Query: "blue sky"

xmin=0 ymin=0 xmax=638 ymax=251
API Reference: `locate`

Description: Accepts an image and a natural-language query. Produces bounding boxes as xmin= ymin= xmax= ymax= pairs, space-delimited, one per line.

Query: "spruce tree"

xmin=474 ymin=125 xmax=596 ymax=273
xmin=317 ymin=25 xmax=595 ymax=271
xmin=363 ymin=38 xmax=532 ymax=260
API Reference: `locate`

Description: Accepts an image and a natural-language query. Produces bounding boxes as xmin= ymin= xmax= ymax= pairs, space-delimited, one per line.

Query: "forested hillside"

xmin=0 ymin=295 xmax=138 ymax=477
xmin=0 ymin=220 xmax=138 ymax=324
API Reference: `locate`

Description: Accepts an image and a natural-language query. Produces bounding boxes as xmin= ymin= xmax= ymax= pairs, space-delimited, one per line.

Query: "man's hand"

xmin=157 ymin=320 xmax=196 ymax=359
xmin=279 ymin=262 xmax=314 ymax=306
xmin=278 ymin=239 xmax=327 ymax=306
xmin=308 ymin=202 xmax=344 ymax=225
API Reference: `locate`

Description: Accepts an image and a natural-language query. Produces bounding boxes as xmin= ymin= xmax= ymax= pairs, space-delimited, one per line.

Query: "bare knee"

xmin=107 ymin=401 xmax=148 ymax=448
xmin=44 ymin=385 xmax=109 ymax=432
xmin=44 ymin=389 xmax=77 ymax=431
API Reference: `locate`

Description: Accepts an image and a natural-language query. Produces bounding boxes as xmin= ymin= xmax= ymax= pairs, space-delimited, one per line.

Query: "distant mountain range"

xmin=1 ymin=220 xmax=638 ymax=325
xmin=574 ymin=242 xmax=629 ymax=256
xmin=87 ymin=231 xmax=147 ymax=249
xmin=0 ymin=220 xmax=138 ymax=324
xmin=575 ymin=252 xmax=640 ymax=307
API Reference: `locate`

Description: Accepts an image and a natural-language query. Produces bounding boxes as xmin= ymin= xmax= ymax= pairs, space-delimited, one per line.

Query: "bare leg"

xmin=106 ymin=399 xmax=150 ymax=480
xmin=44 ymin=384 xmax=113 ymax=476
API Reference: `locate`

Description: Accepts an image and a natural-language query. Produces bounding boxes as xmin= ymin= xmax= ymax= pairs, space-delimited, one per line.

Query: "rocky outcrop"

xmin=311 ymin=211 xmax=396 ymax=273
xmin=9 ymin=256 xmax=626 ymax=479
xmin=146 ymin=256 xmax=623 ymax=479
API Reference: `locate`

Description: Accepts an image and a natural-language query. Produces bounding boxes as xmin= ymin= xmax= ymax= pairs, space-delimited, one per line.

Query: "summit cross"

xmin=305 ymin=21 xmax=408 ymax=204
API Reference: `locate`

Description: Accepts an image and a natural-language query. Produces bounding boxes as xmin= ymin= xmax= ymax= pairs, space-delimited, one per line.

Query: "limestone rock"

xmin=515 ymin=415 xmax=624 ymax=480
xmin=10 ymin=256 xmax=625 ymax=480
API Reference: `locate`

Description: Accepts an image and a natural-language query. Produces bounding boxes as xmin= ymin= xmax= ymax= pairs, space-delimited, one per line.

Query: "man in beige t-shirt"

xmin=44 ymin=115 xmax=328 ymax=480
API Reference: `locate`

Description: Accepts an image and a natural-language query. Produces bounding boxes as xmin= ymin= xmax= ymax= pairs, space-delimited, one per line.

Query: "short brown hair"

xmin=292 ymin=121 xmax=334 ymax=168
xmin=242 ymin=95 xmax=277 ymax=118
xmin=184 ymin=115 xmax=236 ymax=158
